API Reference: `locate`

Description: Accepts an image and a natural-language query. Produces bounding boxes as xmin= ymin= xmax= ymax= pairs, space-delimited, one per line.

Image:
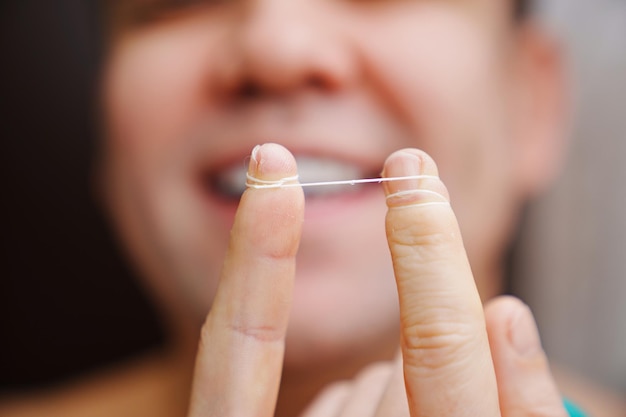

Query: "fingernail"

xmin=382 ymin=150 xmax=424 ymax=196
xmin=248 ymin=144 xmax=261 ymax=177
xmin=509 ymin=304 xmax=542 ymax=357
xmin=250 ymin=144 xmax=261 ymax=164
xmin=247 ymin=143 xmax=298 ymax=182
xmin=383 ymin=149 xmax=448 ymax=208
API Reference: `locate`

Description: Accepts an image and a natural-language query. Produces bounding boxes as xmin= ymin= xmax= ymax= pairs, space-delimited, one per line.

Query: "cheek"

xmin=103 ymin=26 xmax=220 ymax=172
xmin=101 ymin=24 xmax=233 ymax=318
xmin=357 ymin=8 xmax=501 ymax=136
xmin=354 ymin=6 xmax=517 ymax=273
xmin=355 ymin=6 xmax=513 ymax=187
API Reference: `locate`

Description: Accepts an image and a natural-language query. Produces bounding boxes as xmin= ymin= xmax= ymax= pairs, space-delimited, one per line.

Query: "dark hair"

xmin=514 ymin=0 xmax=533 ymax=21
xmin=104 ymin=0 xmax=534 ymax=38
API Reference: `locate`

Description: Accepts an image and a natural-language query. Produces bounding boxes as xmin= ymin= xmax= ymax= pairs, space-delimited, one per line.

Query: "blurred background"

xmin=1 ymin=0 xmax=625 ymax=400
xmin=0 ymin=0 xmax=164 ymax=393
xmin=513 ymin=0 xmax=626 ymax=396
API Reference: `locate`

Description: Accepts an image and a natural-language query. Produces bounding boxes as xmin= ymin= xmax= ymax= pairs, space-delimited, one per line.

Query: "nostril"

xmin=308 ymin=74 xmax=329 ymax=90
xmin=224 ymin=63 xmax=340 ymax=100
xmin=308 ymin=70 xmax=344 ymax=93
xmin=233 ymin=74 xmax=332 ymax=99
xmin=238 ymin=81 xmax=262 ymax=99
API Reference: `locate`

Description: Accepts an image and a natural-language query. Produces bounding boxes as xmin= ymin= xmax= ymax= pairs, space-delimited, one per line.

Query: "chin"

xmin=281 ymin=262 xmax=400 ymax=371
xmin=282 ymin=315 xmax=400 ymax=374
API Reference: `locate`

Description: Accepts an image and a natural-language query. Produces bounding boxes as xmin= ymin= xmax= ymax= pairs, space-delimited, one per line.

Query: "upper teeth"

xmin=297 ymin=156 xmax=363 ymax=183
xmin=213 ymin=156 xmax=366 ymax=198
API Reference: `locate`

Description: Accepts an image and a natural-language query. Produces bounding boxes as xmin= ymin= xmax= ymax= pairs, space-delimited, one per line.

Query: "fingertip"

xmin=486 ymin=296 xmax=568 ymax=417
xmin=485 ymin=296 xmax=529 ymax=334
xmin=485 ymin=296 xmax=542 ymax=358
xmin=382 ymin=148 xmax=439 ymax=174
xmin=248 ymin=143 xmax=298 ymax=182
xmin=236 ymin=143 xmax=304 ymax=258
xmin=382 ymin=149 xmax=449 ymax=208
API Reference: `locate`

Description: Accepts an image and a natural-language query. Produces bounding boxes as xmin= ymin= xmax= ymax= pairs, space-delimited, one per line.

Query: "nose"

xmin=214 ymin=1 xmax=356 ymax=98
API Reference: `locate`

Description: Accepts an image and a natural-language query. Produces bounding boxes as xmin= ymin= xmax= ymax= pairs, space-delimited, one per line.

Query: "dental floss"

xmin=385 ymin=189 xmax=450 ymax=208
xmin=245 ymin=173 xmax=450 ymax=207
xmin=385 ymin=189 xmax=448 ymax=202
xmin=245 ymin=173 xmax=300 ymax=186
xmin=389 ymin=201 xmax=450 ymax=209
xmin=245 ymin=174 xmax=440 ymax=189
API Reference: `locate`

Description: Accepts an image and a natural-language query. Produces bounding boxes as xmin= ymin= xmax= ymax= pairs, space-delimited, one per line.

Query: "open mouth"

xmin=204 ymin=155 xmax=381 ymax=201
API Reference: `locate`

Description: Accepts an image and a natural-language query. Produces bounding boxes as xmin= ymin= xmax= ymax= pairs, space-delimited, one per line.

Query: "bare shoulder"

xmin=553 ymin=365 xmax=626 ymax=417
xmin=0 ymin=353 xmax=191 ymax=417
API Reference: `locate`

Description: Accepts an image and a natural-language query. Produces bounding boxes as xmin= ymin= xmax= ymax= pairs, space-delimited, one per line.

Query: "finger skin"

xmin=337 ymin=363 xmax=394 ymax=417
xmin=301 ymin=363 xmax=397 ymax=417
xmin=188 ymin=143 xmax=304 ymax=417
xmin=383 ymin=149 xmax=500 ymax=417
xmin=300 ymin=382 xmax=352 ymax=417
xmin=485 ymin=296 xmax=568 ymax=417
xmin=374 ymin=354 xmax=410 ymax=417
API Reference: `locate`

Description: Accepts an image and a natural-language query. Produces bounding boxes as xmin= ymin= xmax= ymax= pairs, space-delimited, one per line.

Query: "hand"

xmin=186 ymin=144 xmax=568 ymax=417
xmin=301 ymin=296 xmax=566 ymax=417
xmin=302 ymin=149 xmax=568 ymax=417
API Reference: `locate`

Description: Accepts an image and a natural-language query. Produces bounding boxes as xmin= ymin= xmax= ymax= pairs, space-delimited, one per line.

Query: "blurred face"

xmin=103 ymin=0 xmax=543 ymax=367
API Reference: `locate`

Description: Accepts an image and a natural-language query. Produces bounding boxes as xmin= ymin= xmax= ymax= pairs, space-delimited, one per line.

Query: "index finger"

xmin=383 ymin=149 xmax=500 ymax=417
xmin=188 ymin=143 xmax=304 ymax=417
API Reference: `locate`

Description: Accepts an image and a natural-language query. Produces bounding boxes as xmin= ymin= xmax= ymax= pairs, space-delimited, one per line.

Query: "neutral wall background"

xmin=515 ymin=0 xmax=626 ymax=395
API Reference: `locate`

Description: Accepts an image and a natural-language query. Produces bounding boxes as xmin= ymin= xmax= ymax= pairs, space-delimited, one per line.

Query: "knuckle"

xmin=198 ymin=315 xmax=285 ymax=349
xmin=401 ymin=316 xmax=482 ymax=372
xmin=227 ymin=322 xmax=285 ymax=343
xmin=387 ymin=216 xmax=463 ymax=260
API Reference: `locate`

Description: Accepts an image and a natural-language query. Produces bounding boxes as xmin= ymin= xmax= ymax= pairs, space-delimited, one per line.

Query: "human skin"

xmin=183 ymin=143 xmax=567 ymax=416
xmin=100 ymin=0 xmax=568 ymax=415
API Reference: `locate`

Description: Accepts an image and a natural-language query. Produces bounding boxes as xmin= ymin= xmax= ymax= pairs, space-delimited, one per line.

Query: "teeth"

xmin=297 ymin=156 xmax=363 ymax=197
xmin=212 ymin=162 xmax=248 ymax=198
xmin=212 ymin=156 xmax=367 ymax=199
xmin=297 ymin=156 xmax=362 ymax=182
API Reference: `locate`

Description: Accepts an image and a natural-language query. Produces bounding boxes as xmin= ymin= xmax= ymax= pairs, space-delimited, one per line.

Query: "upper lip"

xmin=192 ymin=129 xmax=390 ymax=181
xmin=189 ymin=94 xmax=404 ymax=182
xmin=208 ymin=143 xmax=383 ymax=178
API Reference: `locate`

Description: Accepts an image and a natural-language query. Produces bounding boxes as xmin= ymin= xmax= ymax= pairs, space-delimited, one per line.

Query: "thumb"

xmin=485 ymin=296 xmax=569 ymax=417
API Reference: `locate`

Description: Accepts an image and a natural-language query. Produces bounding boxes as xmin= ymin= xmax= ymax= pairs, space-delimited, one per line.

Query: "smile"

xmin=207 ymin=155 xmax=381 ymax=200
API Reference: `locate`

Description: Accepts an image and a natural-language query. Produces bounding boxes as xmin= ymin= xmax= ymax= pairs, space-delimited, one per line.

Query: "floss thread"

xmin=385 ymin=188 xmax=450 ymax=209
xmin=245 ymin=174 xmax=440 ymax=189
xmin=245 ymin=173 xmax=450 ymax=207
